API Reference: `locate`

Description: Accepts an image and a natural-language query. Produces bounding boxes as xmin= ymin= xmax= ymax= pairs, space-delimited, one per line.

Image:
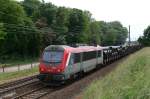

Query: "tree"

xmin=66 ymin=9 xmax=89 ymax=44
xmin=33 ymin=3 xmax=58 ymax=46
xmin=52 ymin=7 xmax=69 ymax=44
xmin=0 ymin=23 xmax=6 ymax=54
xmin=108 ymin=21 xmax=128 ymax=45
xmin=0 ymin=0 xmax=42 ymax=58
xmin=0 ymin=23 xmax=6 ymax=41
xmin=89 ymin=21 xmax=101 ymax=44
xmin=138 ymin=26 xmax=150 ymax=46
xmin=38 ymin=3 xmax=57 ymax=25
xmin=0 ymin=0 xmax=26 ymax=24
xmin=0 ymin=0 xmax=129 ymax=60
xmin=22 ymin=0 xmax=41 ymax=17
xmin=99 ymin=21 xmax=128 ymax=46
xmin=102 ymin=28 xmax=117 ymax=45
xmin=0 ymin=0 xmax=27 ymax=57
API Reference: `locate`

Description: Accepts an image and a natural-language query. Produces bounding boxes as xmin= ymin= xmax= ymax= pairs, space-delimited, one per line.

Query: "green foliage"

xmin=66 ymin=9 xmax=90 ymax=44
xmin=0 ymin=0 xmax=128 ymax=62
xmin=102 ymin=28 xmax=117 ymax=45
xmin=38 ymin=3 xmax=57 ymax=25
xmin=108 ymin=21 xmax=128 ymax=45
xmin=0 ymin=23 xmax=6 ymax=40
xmin=0 ymin=0 xmax=42 ymax=60
xmin=0 ymin=0 xmax=26 ymax=24
xmin=18 ymin=1 xmax=129 ymax=46
xmin=52 ymin=7 xmax=69 ymax=44
xmin=22 ymin=0 xmax=41 ymax=17
xmin=100 ymin=21 xmax=128 ymax=45
xmin=89 ymin=21 xmax=102 ymax=44
xmin=138 ymin=26 xmax=150 ymax=46
xmin=0 ymin=23 xmax=6 ymax=53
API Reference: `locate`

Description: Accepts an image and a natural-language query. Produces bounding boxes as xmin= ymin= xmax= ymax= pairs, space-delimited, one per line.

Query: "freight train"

xmin=38 ymin=44 xmax=141 ymax=85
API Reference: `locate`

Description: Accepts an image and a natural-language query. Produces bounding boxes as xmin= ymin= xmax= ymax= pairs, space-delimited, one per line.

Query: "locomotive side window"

xmin=98 ymin=50 xmax=101 ymax=57
xmin=42 ymin=51 xmax=64 ymax=63
xmin=74 ymin=53 xmax=81 ymax=63
xmin=83 ymin=51 xmax=96 ymax=61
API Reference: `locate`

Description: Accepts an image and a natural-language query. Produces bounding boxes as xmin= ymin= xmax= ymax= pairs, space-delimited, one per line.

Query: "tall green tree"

xmin=138 ymin=26 xmax=150 ymax=46
xmin=0 ymin=23 xmax=6 ymax=54
xmin=22 ymin=0 xmax=41 ymax=17
xmin=0 ymin=0 xmax=27 ymax=57
xmin=103 ymin=28 xmax=117 ymax=45
xmin=0 ymin=23 xmax=6 ymax=41
xmin=67 ymin=9 xmax=89 ymax=44
xmin=0 ymin=0 xmax=26 ymax=24
xmin=38 ymin=3 xmax=57 ymax=25
xmin=108 ymin=21 xmax=128 ymax=45
xmin=99 ymin=21 xmax=128 ymax=45
xmin=0 ymin=0 xmax=42 ymax=59
xmin=33 ymin=3 xmax=57 ymax=46
xmin=89 ymin=21 xmax=101 ymax=44
xmin=52 ymin=7 xmax=69 ymax=44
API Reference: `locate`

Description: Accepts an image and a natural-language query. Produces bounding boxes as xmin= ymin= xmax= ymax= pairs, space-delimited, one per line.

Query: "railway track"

xmin=0 ymin=75 xmax=40 ymax=98
xmin=13 ymin=86 xmax=54 ymax=99
xmin=0 ymin=75 xmax=38 ymax=89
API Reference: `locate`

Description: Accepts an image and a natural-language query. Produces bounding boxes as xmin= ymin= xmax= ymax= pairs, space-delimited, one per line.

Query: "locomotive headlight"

xmin=40 ymin=67 xmax=44 ymax=72
xmin=57 ymin=69 xmax=61 ymax=72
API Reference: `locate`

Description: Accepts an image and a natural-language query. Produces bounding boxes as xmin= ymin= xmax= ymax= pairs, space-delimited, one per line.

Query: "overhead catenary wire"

xmin=3 ymin=23 xmax=51 ymax=34
xmin=2 ymin=22 xmax=84 ymax=34
xmin=0 ymin=10 xmax=88 ymax=35
xmin=1 ymin=23 xmax=124 ymax=43
xmin=1 ymin=23 xmax=124 ymax=42
xmin=0 ymin=10 xmax=123 ymax=43
xmin=0 ymin=11 xmax=28 ymax=21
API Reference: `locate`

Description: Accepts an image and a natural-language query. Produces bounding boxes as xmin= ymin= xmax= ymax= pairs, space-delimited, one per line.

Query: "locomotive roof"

xmin=45 ymin=45 xmax=70 ymax=50
xmin=102 ymin=46 xmax=122 ymax=49
xmin=44 ymin=45 xmax=103 ymax=53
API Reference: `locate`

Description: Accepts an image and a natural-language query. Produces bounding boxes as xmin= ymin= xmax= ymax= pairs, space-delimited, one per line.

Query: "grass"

xmin=0 ymin=57 xmax=38 ymax=67
xmin=83 ymin=47 xmax=150 ymax=99
xmin=0 ymin=66 xmax=38 ymax=84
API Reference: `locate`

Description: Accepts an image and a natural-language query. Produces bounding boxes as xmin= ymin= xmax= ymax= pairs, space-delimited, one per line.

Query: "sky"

xmin=18 ymin=0 xmax=150 ymax=41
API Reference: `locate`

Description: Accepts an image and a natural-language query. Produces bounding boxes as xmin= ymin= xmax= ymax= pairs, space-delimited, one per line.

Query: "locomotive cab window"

xmin=74 ymin=53 xmax=81 ymax=63
xmin=42 ymin=51 xmax=64 ymax=64
xmin=69 ymin=54 xmax=74 ymax=65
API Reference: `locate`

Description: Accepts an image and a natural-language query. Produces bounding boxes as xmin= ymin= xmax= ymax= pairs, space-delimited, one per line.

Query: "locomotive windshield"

xmin=42 ymin=51 xmax=64 ymax=64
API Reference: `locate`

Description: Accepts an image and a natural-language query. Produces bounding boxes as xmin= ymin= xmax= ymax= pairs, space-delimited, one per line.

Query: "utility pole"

xmin=128 ymin=25 xmax=131 ymax=45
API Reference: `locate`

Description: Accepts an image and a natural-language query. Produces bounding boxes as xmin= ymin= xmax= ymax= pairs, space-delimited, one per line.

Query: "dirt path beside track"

xmin=41 ymin=54 xmax=132 ymax=99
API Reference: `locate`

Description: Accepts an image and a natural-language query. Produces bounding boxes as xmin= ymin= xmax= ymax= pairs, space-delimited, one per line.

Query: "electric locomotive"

xmin=38 ymin=45 xmax=103 ymax=85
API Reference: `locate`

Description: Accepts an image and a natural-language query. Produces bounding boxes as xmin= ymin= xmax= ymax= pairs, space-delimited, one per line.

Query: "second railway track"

xmin=0 ymin=75 xmax=38 ymax=89
xmin=0 ymin=75 xmax=41 ymax=98
xmin=13 ymin=86 xmax=54 ymax=99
